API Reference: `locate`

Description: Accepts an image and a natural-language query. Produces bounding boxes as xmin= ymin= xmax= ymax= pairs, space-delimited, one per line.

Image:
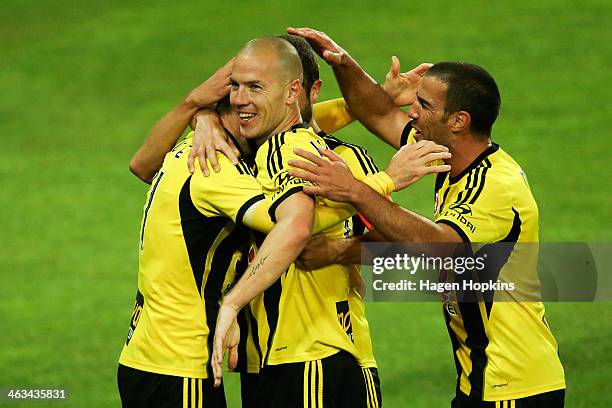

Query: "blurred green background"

xmin=1 ymin=0 xmax=611 ymax=406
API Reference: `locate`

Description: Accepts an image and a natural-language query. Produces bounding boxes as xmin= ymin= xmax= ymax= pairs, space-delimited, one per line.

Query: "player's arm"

xmin=288 ymin=27 xmax=410 ymax=149
xmin=212 ymin=193 xmax=314 ymax=386
xmin=129 ymin=59 xmax=233 ymax=183
xmin=288 ymin=143 xmax=459 ymax=254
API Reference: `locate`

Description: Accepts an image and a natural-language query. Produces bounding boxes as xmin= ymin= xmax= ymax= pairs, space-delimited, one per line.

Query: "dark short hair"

xmin=277 ymin=34 xmax=320 ymax=93
xmin=427 ymin=62 xmax=501 ymax=136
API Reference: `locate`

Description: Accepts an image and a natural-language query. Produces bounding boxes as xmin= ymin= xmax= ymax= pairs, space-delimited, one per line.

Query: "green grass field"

xmin=1 ymin=0 xmax=611 ymax=406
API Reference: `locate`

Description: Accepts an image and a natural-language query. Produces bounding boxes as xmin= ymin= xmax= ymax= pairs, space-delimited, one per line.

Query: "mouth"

xmin=238 ymin=112 xmax=257 ymax=124
xmin=413 ymin=126 xmax=423 ymax=141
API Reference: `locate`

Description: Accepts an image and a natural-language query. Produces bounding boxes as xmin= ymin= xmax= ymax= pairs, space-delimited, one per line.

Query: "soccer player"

xmin=287 ymin=27 xmax=566 ymax=407
xmin=196 ymin=34 xmax=399 ymax=407
xmin=210 ymin=37 xmax=449 ymax=408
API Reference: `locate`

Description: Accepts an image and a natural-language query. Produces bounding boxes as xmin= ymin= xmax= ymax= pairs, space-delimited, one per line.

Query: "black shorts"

xmin=451 ymin=389 xmax=565 ymax=408
xmin=362 ymin=367 xmax=382 ymax=407
xmin=239 ymin=372 xmax=261 ymax=408
xmin=240 ymin=367 xmax=382 ymax=407
xmin=254 ymin=351 xmax=370 ymax=408
xmin=117 ymin=364 xmax=226 ymax=408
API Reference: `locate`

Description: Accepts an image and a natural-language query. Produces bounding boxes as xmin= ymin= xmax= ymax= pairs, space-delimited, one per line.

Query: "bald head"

xmin=237 ymin=37 xmax=303 ymax=83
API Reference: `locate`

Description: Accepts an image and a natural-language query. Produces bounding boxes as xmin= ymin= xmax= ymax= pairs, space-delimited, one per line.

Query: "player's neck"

xmin=447 ymin=136 xmax=492 ymax=178
xmin=256 ymin=109 xmax=303 ymax=147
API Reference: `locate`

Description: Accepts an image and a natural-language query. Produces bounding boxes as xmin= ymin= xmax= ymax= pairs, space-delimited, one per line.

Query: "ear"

xmin=309 ymin=79 xmax=322 ymax=104
xmin=448 ymin=111 xmax=471 ymax=133
xmin=287 ymin=79 xmax=302 ymax=105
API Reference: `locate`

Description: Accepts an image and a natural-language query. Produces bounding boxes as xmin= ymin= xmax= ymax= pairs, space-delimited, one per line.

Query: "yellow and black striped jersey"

xmin=119 ymin=133 xmax=265 ymax=379
xmin=250 ymin=124 xmax=360 ymax=366
xmin=422 ymin=133 xmax=566 ymax=400
xmin=239 ymin=130 xmax=387 ymax=372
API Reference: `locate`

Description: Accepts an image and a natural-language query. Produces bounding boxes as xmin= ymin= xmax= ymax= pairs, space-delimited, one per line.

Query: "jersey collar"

xmin=449 ymin=143 xmax=499 ymax=184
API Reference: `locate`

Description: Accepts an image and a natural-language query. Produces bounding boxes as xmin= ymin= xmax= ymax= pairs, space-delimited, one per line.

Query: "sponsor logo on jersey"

xmin=336 ymin=300 xmax=353 ymax=342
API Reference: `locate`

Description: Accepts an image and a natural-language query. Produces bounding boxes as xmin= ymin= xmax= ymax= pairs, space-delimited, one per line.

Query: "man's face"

xmin=230 ymin=53 xmax=290 ymax=141
xmin=407 ymin=76 xmax=451 ymax=146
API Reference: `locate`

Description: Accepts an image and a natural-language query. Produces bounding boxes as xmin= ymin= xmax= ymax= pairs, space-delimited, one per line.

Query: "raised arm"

xmin=287 ymin=27 xmax=410 ymax=149
xmin=129 ymin=59 xmax=233 ymax=183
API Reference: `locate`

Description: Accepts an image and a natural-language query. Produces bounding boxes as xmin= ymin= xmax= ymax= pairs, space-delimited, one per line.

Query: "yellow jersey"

xmin=427 ymin=138 xmax=565 ymax=400
xmin=119 ymin=134 xmax=266 ymax=379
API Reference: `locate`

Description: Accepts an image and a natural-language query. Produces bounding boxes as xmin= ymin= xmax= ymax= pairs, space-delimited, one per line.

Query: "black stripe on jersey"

xmin=276 ymin=132 xmax=285 ymax=172
xmin=434 ymin=172 xmax=448 ymax=195
xmin=455 ymin=167 xmax=478 ymax=204
xmin=236 ymin=158 xmax=255 ymax=176
xmin=236 ymin=309 xmax=249 ymax=372
xmin=469 ymin=159 xmax=492 ymax=205
xmin=449 ymin=144 xmax=498 ymax=184
xmin=235 ymin=162 xmax=245 ymax=175
xmin=266 ymin=135 xmax=276 ymax=179
xmin=320 ymin=133 xmax=378 ymax=175
xmin=400 ymin=122 xmax=413 ymax=146
xmin=268 ymin=186 xmax=311 ymax=222
xmin=476 ymin=208 xmax=522 ymax=316
xmin=179 ymin=176 xmax=229 ymax=297
xmin=140 ymin=170 xmax=165 ymax=250
xmin=204 ymin=226 xmax=249 ymax=377
xmin=236 ymin=194 xmax=265 ymax=227
xmin=248 ymin=308 xmax=264 ymax=366
xmin=443 ymin=307 xmax=463 ymax=396
xmin=457 ymin=301 xmax=489 ymax=401
xmin=263 ymin=278 xmax=283 ymax=365
xmin=309 ymin=140 xmax=322 ymax=156
xmin=439 ymin=187 xmax=451 ymax=214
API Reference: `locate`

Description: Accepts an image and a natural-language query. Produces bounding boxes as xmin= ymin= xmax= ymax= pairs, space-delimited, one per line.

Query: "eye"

xmin=230 ymin=80 xmax=239 ymax=90
xmin=250 ymin=83 xmax=262 ymax=91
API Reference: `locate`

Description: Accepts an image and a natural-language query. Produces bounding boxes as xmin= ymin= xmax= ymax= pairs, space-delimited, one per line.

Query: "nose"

xmin=407 ymin=104 xmax=419 ymax=120
xmin=231 ymin=85 xmax=247 ymax=107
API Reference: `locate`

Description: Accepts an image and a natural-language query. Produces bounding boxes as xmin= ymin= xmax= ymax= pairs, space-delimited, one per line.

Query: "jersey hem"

xmin=118 ymin=358 xmax=208 ymax=379
xmin=265 ymin=348 xmax=347 ymax=366
xmin=462 ymin=380 xmax=566 ymax=401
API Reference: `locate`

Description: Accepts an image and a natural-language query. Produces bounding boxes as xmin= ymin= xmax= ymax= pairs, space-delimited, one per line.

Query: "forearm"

xmin=350 ymin=182 xmax=453 ymax=244
xmin=130 ymin=99 xmax=198 ymax=183
xmin=333 ymin=54 xmax=405 ymax=148
xmin=223 ymin=217 xmax=310 ymax=310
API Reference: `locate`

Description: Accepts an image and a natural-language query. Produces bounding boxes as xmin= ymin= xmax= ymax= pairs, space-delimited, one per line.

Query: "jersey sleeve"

xmin=313 ymin=98 xmax=354 ymax=134
xmin=189 ymin=153 xmax=265 ymax=225
xmin=434 ymin=177 xmax=515 ymax=243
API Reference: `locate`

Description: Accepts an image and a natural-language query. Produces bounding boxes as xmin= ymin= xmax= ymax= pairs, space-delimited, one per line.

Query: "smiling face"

xmin=229 ymin=39 xmax=303 ymax=145
xmin=407 ymin=75 xmax=452 ymax=146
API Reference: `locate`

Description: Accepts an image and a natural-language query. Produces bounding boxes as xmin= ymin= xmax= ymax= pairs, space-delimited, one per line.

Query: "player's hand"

xmin=211 ymin=303 xmax=240 ymax=388
xmin=384 ymin=140 xmax=451 ymax=191
xmin=288 ymin=146 xmax=360 ymax=203
xmin=296 ymin=234 xmax=339 ymax=270
xmin=286 ymin=27 xmax=345 ymax=66
xmin=383 ymin=57 xmax=433 ymax=107
xmin=186 ymin=58 xmax=234 ymax=108
xmin=188 ymin=110 xmax=240 ymax=176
